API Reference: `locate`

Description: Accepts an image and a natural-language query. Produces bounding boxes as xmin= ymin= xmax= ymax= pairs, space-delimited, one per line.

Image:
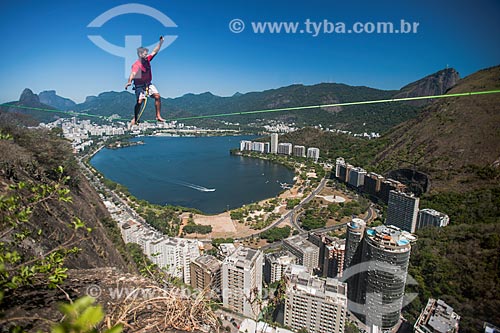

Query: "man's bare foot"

xmin=128 ymin=119 xmax=136 ymax=130
xmin=156 ymin=117 xmax=165 ymax=122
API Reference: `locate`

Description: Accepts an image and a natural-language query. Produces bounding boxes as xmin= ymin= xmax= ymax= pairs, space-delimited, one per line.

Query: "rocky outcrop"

xmin=394 ymin=68 xmax=460 ymax=106
xmin=39 ymin=90 xmax=76 ymax=110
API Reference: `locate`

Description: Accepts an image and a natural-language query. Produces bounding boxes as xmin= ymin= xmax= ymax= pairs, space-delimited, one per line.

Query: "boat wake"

xmin=173 ymin=180 xmax=216 ymax=192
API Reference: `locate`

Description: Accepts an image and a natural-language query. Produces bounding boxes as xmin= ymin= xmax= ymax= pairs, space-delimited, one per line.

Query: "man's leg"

xmin=130 ymin=98 xmax=144 ymax=126
xmin=152 ymin=93 xmax=165 ymax=122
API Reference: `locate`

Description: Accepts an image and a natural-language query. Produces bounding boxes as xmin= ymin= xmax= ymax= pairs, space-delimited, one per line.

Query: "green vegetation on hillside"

xmin=279 ymin=127 xmax=387 ymax=168
xmin=420 ymin=187 xmax=500 ymax=225
xmin=405 ymin=223 xmax=500 ymax=332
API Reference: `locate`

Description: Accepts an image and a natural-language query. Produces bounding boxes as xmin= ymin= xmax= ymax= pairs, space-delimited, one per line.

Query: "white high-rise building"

xmin=386 ymin=190 xmax=420 ymax=233
xmin=293 ymin=145 xmax=306 ymax=157
xmin=282 ymin=234 xmax=320 ymax=272
xmin=251 ymin=141 xmax=265 ymax=153
xmin=284 ymin=265 xmax=347 ymax=333
xmin=222 ymin=247 xmax=263 ymax=318
xmin=270 ymin=133 xmax=279 ymax=154
xmin=307 ymin=147 xmax=320 ymax=162
xmin=348 ymin=167 xmax=367 ymax=188
xmin=119 ymin=221 xmax=200 ymax=284
xmin=278 ymin=143 xmax=293 ymax=155
xmin=335 ymin=157 xmax=345 ymax=178
xmin=240 ymin=140 xmax=252 ymax=151
xmin=416 ymin=208 xmax=450 ymax=230
xmin=264 ymin=142 xmax=271 ymax=154
xmin=264 ymin=251 xmax=297 ymax=284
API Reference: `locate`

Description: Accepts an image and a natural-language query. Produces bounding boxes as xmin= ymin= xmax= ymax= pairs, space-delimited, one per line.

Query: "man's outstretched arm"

xmin=125 ymin=71 xmax=137 ymax=90
xmin=150 ymin=36 xmax=164 ymax=58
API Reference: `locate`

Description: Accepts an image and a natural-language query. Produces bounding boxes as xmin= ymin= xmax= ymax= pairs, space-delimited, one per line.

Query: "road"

xmin=237 ymin=177 xmax=329 ymax=241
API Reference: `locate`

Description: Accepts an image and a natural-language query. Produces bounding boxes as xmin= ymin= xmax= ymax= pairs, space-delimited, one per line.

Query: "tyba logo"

xmin=87 ymin=3 xmax=177 ymax=77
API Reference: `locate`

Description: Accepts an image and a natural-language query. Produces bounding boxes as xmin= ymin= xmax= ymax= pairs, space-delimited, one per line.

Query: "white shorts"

xmin=134 ymin=84 xmax=159 ymax=101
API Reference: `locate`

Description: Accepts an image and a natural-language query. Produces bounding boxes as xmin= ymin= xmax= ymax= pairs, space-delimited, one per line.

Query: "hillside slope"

xmin=0 ymin=122 xmax=217 ymax=332
xmin=374 ymin=65 xmax=500 ymax=193
xmin=0 ymin=122 xmax=131 ymax=271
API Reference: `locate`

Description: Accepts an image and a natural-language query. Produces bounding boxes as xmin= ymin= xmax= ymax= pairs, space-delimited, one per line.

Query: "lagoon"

xmin=90 ymin=135 xmax=295 ymax=214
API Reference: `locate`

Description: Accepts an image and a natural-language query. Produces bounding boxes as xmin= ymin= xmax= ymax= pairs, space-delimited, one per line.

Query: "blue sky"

xmin=1 ymin=0 xmax=499 ymax=103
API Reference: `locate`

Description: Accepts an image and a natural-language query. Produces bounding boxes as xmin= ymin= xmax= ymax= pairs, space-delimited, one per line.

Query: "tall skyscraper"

xmin=344 ymin=218 xmax=366 ymax=306
xmin=417 ymin=208 xmax=450 ymax=230
xmin=222 ymin=247 xmax=263 ymax=318
xmin=284 ymin=265 xmax=347 ymax=333
xmin=386 ymin=190 xmax=420 ymax=233
xmin=358 ymin=225 xmax=416 ymax=330
xmin=270 ymin=133 xmax=278 ymax=154
xmin=344 ymin=218 xmax=366 ymax=270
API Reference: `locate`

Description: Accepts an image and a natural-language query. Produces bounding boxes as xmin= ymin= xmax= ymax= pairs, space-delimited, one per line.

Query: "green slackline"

xmin=1 ymin=89 xmax=499 ymax=123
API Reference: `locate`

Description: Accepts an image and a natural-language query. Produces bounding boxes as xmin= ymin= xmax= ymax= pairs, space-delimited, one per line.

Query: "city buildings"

xmin=344 ymin=218 xmax=366 ymax=271
xmin=44 ymin=117 xmax=185 ymax=153
xmin=190 ymin=255 xmax=222 ymax=299
xmin=239 ymin=138 xmax=320 ymax=161
xmin=338 ymin=162 xmax=354 ymax=183
xmin=119 ymin=218 xmax=200 ymax=284
xmin=222 ymin=246 xmax=264 ymax=318
xmin=414 ymin=298 xmax=460 ymax=333
xmin=386 ymin=190 xmax=420 ymax=233
xmin=307 ymin=147 xmax=320 ymax=162
xmin=417 ymin=208 xmax=450 ymax=230
xmin=308 ymin=232 xmax=345 ymax=278
xmin=284 ymin=265 xmax=347 ymax=333
xmin=263 ymin=251 xmax=297 ymax=284
xmin=282 ymin=234 xmax=320 ymax=272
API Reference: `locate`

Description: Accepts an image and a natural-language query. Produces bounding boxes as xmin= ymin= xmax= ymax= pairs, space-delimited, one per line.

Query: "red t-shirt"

xmin=132 ymin=54 xmax=155 ymax=86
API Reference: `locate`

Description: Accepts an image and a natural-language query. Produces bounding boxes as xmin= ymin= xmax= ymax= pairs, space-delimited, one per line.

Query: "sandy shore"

xmin=181 ymin=167 xmax=306 ymax=239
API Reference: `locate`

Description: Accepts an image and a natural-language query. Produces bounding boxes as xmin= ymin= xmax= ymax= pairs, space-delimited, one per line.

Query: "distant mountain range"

xmin=278 ymin=65 xmax=500 ymax=194
xmin=0 ymin=68 xmax=460 ymax=133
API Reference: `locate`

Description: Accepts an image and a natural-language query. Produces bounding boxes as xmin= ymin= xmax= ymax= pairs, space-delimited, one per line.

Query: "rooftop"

xmin=366 ymin=225 xmax=416 ymax=250
xmin=193 ymin=255 xmax=221 ymax=273
xmin=224 ymin=246 xmax=262 ymax=270
xmin=283 ymin=235 xmax=319 ymax=254
xmin=415 ymin=298 xmax=460 ymax=333
xmin=286 ymin=268 xmax=347 ymax=302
